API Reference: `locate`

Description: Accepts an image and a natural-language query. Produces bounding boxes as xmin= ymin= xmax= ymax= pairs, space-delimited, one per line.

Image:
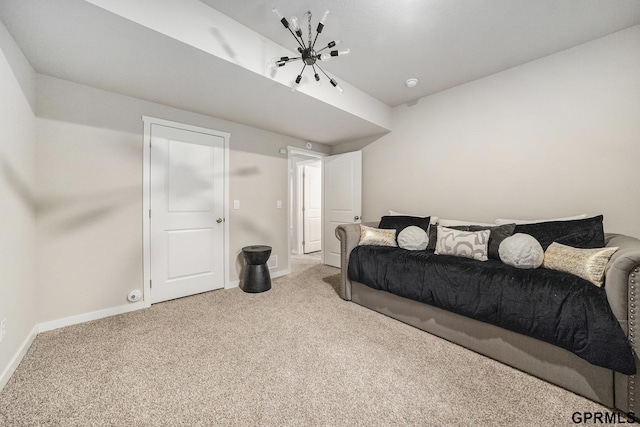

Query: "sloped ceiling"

xmin=1 ymin=0 xmax=639 ymax=144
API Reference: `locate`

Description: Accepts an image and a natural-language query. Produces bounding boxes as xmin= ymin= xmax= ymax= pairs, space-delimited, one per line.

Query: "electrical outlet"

xmin=0 ymin=318 xmax=6 ymax=343
xmin=267 ymin=255 xmax=278 ymax=269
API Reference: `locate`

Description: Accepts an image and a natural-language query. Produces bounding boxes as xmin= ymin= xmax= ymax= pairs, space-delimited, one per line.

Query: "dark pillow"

xmin=513 ymin=215 xmax=604 ymax=250
xmin=450 ymin=223 xmax=516 ymax=260
xmin=379 ymin=216 xmax=431 ymax=244
xmin=427 ymin=226 xmax=438 ymax=251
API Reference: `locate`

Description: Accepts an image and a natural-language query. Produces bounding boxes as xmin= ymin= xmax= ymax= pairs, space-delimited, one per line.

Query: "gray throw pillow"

xmin=498 ymin=233 xmax=544 ymax=269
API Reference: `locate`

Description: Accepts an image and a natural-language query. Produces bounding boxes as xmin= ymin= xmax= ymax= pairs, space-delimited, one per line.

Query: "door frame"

xmin=142 ymin=116 xmax=230 ymax=308
xmin=287 ymin=146 xmax=325 ymax=269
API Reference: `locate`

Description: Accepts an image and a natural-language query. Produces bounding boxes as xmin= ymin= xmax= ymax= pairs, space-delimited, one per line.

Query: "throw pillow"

xmin=495 ymin=214 xmax=588 ymax=225
xmin=397 ymin=226 xmax=429 ymax=251
xmin=389 ymin=210 xmax=439 ymax=225
xmin=498 ymin=233 xmax=544 ymax=269
xmin=379 ymin=215 xmax=431 ymax=235
xmin=542 ymin=242 xmax=619 ymax=286
xmin=359 ymin=225 xmax=397 ymax=247
xmin=435 ymin=226 xmax=490 ymax=261
xmin=438 ymin=218 xmax=495 ymax=227
xmin=450 ymin=223 xmax=516 ymax=260
xmin=513 ymin=215 xmax=605 ymax=250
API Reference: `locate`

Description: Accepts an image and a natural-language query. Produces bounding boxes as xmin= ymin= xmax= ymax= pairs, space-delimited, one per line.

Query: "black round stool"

xmin=241 ymin=245 xmax=272 ymax=293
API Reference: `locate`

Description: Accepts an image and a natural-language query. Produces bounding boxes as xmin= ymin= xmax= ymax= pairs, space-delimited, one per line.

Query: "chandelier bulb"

xmin=290 ymin=16 xmax=302 ymax=37
xmin=314 ymin=73 xmax=320 ymax=82
xmin=320 ymin=53 xmax=331 ymax=61
xmin=320 ymin=10 xmax=330 ymax=25
xmin=272 ymin=8 xmax=289 ymax=28
xmin=329 ymin=78 xmax=344 ymax=94
xmin=330 ymin=49 xmax=350 ymax=57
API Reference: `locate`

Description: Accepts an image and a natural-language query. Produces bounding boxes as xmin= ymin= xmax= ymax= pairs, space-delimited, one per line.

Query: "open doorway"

xmin=288 ymin=147 xmax=325 ymax=262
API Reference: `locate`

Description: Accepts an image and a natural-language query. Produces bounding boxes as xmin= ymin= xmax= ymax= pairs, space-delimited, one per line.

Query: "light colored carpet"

xmin=0 ymin=254 xmax=608 ymax=426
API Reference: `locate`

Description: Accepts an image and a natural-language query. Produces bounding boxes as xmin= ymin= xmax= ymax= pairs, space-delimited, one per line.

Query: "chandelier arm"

xmin=311 ymin=32 xmax=320 ymax=50
xmin=315 ymin=40 xmax=336 ymax=54
xmin=287 ymin=28 xmax=306 ymax=50
xmin=294 ymin=63 xmax=307 ymax=85
xmin=311 ymin=64 xmax=321 ymax=82
xmin=275 ymin=56 xmax=301 ymax=67
xmin=314 ymin=64 xmax=333 ymax=82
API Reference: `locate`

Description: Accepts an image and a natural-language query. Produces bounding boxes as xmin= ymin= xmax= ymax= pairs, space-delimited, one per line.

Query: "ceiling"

xmin=202 ymin=0 xmax=640 ymax=107
xmin=1 ymin=0 xmax=640 ymax=145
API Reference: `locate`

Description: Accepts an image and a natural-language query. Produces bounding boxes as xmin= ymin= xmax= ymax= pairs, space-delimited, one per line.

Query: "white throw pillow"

xmin=435 ymin=226 xmax=490 ymax=261
xmin=397 ymin=226 xmax=429 ymax=251
xmin=498 ymin=233 xmax=544 ymax=269
xmin=495 ymin=214 xmax=588 ymax=226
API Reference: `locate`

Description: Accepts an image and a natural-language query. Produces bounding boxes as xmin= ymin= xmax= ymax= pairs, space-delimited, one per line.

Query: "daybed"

xmin=336 ymin=217 xmax=640 ymax=415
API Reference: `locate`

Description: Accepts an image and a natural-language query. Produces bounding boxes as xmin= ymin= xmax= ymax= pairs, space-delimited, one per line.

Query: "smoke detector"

xmin=405 ymin=78 xmax=419 ymax=88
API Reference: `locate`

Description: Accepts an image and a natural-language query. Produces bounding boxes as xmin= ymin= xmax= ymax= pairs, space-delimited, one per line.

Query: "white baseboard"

xmin=0 ymin=325 xmax=38 ymax=392
xmin=38 ymin=301 xmax=145 ymax=333
xmin=1 ymin=271 xmax=294 ymax=390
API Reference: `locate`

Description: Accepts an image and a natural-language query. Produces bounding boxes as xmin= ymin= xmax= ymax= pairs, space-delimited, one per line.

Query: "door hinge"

xmin=150 ymin=280 xmax=152 ymax=288
xmin=149 ymin=209 xmax=151 ymax=219
xmin=302 ymin=240 xmax=305 ymax=245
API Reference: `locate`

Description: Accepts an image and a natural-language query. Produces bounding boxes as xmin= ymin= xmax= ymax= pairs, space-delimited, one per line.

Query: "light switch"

xmin=276 ymin=200 xmax=282 ymax=209
xmin=233 ymin=200 xmax=240 ymax=210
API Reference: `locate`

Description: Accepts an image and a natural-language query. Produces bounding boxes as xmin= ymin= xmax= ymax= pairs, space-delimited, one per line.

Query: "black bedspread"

xmin=348 ymin=245 xmax=636 ymax=375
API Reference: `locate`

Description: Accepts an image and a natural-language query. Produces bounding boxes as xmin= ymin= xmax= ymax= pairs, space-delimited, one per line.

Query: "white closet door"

xmin=150 ymin=124 xmax=225 ymax=303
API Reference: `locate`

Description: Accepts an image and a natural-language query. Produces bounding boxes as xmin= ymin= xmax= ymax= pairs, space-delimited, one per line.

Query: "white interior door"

xmin=323 ymin=151 xmax=362 ymax=268
xmin=303 ymin=162 xmax=322 ymax=253
xmin=150 ymin=124 xmax=225 ymax=303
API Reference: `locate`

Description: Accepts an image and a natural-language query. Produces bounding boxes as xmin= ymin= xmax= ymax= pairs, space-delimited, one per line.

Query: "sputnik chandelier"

xmin=271 ymin=8 xmax=350 ymax=93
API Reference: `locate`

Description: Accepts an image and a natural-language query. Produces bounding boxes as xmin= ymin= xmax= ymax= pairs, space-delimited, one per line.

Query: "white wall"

xmin=35 ymin=75 xmax=330 ymax=324
xmin=0 ymin=21 xmax=37 ymax=387
xmin=361 ymin=25 xmax=640 ymax=238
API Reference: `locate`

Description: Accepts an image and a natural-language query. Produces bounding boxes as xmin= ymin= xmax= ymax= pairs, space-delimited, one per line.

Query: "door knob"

xmin=216 ymin=218 xmax=223 ymax=223
xmin=354 ymin=216 xmax=361 ymax=221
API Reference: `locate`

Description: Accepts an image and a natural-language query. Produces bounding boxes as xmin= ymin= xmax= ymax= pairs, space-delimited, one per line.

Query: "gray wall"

xmin=34 ymin=75 xmax=331 ymax=324
xmin=359 ymin=25 xmax=640 ymax=238
xmin=0 ymin=20 xmax=37 ymax=385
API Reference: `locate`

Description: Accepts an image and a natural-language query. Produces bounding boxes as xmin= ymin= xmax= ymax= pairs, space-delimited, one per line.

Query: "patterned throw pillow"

xmin=435 ymin=226 xmax=490 ymax=261
xmin=359 ymin=225 xmax=397 ymax=247
xmin=449 ymin=223 xmax=516 ymax=260
xmin=542 ymin=242 xmax=618 ymax=286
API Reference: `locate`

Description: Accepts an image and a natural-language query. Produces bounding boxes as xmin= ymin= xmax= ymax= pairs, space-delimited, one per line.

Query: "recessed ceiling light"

xmin=405 ymin=78 xmax=419 ymax=88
